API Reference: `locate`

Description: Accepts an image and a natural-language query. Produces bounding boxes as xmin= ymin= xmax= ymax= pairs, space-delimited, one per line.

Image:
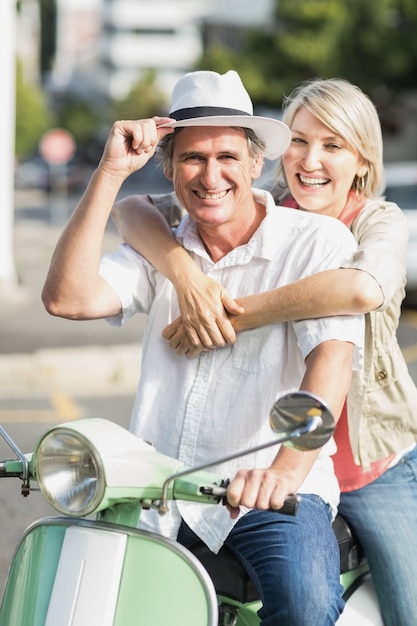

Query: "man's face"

xmin=167 ymin=126 xmax=263 ymax=232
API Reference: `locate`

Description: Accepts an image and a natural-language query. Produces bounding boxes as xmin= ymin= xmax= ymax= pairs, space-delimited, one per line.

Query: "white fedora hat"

xmin=160 ymin=70 xmax=291 ymax=160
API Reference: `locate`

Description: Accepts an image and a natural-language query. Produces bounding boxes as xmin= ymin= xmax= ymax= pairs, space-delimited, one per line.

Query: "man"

xmin=42 ymin=70 xmax=363 ymax=624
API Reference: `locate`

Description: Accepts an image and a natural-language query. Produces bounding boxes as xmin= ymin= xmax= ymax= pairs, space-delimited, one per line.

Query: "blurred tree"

xmin=56 ymin=97 xmax=100 ymax=158
xmin=15 ymin=59 xmax=52 ymax=160
xmin=196 ymin=0 xmax=417 ymax=110
xmin=111 ymin=70 xmax=169 ymax=121
xmin=272 ymin=0 xmax=417 ymax=100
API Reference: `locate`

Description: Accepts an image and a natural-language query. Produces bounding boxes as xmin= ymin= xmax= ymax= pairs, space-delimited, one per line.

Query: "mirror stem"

xmin=158 ymin=416 xmax=322 ymax=514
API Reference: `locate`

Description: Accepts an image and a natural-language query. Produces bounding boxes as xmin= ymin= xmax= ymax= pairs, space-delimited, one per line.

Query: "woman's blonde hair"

xmin=273 ymin=78 xmax=385 ymax=200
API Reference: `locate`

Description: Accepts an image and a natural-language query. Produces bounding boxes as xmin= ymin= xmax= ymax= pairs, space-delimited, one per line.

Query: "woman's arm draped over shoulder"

xmin=162 ymin=267 xmax=382 ymax=357
xmin=112 ymin=195 xmax=388 ymax=356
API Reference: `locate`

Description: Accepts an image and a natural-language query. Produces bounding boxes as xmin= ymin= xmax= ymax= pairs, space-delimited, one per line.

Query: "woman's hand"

xmin=167 ymin=272 xmax=244 ymax=353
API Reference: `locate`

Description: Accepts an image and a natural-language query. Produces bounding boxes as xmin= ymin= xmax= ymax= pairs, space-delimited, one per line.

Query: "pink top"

xmin=284 ymin=192 xmax=396 ymax=491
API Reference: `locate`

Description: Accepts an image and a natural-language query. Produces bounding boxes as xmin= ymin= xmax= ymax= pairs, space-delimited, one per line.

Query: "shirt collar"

xmin=175 ymin=188 xmax=278 ymax=265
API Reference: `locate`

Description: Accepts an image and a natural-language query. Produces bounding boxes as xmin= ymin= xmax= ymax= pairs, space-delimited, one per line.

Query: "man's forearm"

xmin=300 ymin=339 xmax=354 ymax=420
xmin=263 ymin=339 xmax=355 ymax=499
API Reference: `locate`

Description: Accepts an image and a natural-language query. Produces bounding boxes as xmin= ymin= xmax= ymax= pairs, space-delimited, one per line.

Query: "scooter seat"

xmin=188 ymin=513 xmax=365 ymax=604
xmin=333 ymin=513 xmax=364 ymax=573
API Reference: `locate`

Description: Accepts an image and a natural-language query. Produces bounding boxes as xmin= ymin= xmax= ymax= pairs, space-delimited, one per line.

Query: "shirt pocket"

xmin=232 ymin=327 xmax=282 ymax=374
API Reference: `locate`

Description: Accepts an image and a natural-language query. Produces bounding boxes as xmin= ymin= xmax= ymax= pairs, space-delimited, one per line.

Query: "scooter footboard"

xmin=0 ymin=517 xmax=218 ymax=626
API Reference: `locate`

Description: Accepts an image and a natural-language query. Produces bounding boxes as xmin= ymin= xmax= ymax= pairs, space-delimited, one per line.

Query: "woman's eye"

xmin=326 ymin=143 xmax=342 ymax=150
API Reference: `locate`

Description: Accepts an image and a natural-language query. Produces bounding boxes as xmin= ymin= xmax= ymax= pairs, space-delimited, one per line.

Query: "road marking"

xmin=0 ymin=393 xmax=83 ymax=424
xmin=50 ymin=392 xmax=83 ymax=421
xmin=0 ymin=410 xmax=62 ymax=423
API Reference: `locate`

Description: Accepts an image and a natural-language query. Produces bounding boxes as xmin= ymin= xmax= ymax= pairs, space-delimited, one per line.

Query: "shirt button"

xmin=376 ymin=370 xmax=387 ymax=381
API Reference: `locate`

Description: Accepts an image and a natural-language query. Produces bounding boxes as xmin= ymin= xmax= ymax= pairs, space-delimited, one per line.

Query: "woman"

xmin=112 ymin=78 xmax=417 ymax=625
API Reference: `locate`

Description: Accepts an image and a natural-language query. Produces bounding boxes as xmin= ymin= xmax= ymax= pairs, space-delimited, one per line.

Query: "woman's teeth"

xmin=299 ymin=175 xmax=329 ymax=188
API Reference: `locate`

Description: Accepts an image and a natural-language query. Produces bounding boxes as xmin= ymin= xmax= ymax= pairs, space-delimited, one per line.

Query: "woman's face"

xmin=282 ymin=106 xmax=366 ymax=217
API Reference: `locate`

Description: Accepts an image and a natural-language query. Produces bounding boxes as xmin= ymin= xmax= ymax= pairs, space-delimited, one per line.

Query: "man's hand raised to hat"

xmin=99 ymin=116 xmax=174 ymax=179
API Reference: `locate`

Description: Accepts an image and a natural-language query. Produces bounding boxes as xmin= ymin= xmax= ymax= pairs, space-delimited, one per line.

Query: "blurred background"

xmin=3 ymin=0 xmax=417 ymax=300
xmin=1 ymin=0 xmax=417 ymax=594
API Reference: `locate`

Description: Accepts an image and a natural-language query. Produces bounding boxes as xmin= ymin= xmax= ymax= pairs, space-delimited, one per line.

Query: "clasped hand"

xmin=162 ymin=273 xmax=243 ymax=357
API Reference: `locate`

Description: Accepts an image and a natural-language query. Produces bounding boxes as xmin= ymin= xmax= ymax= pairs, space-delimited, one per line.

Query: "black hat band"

xmin=169 ymin=106 xmax=251 ymax=121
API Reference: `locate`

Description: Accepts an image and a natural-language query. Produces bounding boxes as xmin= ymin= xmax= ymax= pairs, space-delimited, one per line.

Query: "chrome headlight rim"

xmin=35 ymin=426 xmax=106 ymax=516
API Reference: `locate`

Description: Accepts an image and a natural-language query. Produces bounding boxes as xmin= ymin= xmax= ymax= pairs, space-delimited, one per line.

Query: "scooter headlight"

xmin=35 ymin=428 xmax=105 ymax=516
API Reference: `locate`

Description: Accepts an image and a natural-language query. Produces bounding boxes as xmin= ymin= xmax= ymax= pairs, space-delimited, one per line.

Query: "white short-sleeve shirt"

xmin=100 ymin=189 xmax=364 ymax=552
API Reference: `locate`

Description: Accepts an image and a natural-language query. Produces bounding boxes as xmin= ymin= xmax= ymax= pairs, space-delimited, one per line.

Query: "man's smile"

xmin=194 ymin=190 xmax=229 ymax=200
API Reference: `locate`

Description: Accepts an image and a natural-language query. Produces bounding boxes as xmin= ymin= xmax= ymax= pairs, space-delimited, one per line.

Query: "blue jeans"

xmin=179 ymin=494 xmax=344 ymax=625
xmin=338 ymin=444 xmax=417 ymax=626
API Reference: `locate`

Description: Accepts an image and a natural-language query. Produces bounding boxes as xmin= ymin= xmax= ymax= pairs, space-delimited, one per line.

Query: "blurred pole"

xmin=0 ymin=0 xmax=18 ymax=296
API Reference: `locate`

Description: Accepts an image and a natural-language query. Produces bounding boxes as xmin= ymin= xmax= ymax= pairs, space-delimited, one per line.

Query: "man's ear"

xmin=164 ymin=164 xmax=173 ymax=179
xmin=251 ymin=154 xmax=264 ymax=180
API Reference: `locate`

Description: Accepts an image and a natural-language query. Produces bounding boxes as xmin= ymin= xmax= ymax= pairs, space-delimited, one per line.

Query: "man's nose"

xmin=201 ymin=159 xmax=221 ymax=188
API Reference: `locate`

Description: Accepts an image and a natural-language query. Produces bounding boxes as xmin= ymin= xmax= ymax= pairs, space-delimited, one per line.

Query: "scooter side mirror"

xmin=269 ymin=391 xmax=335 ymax=451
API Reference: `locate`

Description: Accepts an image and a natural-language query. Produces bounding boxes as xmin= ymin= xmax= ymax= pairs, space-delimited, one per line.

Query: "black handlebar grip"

xmin=217 ymin=481 xmax=301 ymax=516
xmin=274 ymin=494 xmax=301 ymax=516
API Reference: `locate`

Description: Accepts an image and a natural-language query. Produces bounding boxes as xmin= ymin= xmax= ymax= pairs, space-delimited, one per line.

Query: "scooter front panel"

xmin=114 ymin=529 xmax=218 ymax=626
xmin=0 ymin=517 xmax=218 ymax=626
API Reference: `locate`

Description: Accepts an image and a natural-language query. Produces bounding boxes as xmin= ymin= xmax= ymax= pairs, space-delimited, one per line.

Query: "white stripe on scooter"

xmin=45 ymin=526 xmax=127 ymax=626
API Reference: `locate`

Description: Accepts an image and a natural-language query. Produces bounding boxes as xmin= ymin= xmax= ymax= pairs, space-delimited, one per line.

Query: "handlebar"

xmin=200 ymin=482 xmax=301 ymax=516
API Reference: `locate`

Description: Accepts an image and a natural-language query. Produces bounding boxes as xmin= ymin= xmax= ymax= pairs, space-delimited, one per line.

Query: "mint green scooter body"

xmin=0 ymin=518 xmax=218 ymax=626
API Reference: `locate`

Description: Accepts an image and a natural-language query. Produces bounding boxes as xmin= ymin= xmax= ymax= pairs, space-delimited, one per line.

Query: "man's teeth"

xmin=196 ymin=190 xmax=228 ymax=199
xmin=299 ymin=175 xmax=329 ymax=187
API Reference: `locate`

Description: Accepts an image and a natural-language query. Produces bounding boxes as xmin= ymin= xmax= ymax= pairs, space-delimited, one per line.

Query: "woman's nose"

xmin=301 ymin=146 xmax=322 ymax=171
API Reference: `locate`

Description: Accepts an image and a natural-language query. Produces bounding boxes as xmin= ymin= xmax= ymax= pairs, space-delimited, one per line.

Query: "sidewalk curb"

xmin=0 ymin=344 xmax=141 ymax=396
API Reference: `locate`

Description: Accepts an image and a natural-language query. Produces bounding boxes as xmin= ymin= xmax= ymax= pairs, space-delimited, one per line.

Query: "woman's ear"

xmin=356 ymin=163 xmax=368 ymax=178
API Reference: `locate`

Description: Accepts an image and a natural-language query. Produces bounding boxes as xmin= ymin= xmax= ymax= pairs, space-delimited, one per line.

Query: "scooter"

xmin=0 ymin=391 xmax=383 ymax=626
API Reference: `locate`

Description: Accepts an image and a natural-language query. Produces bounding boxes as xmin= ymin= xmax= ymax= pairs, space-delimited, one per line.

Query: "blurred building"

xmin=100 ymin=0 xmax=212 ymax=99
xmin=47 ymin=0 xmax=103 ymax=100
xmin=15 ymin=0 xmax=41 ymax=85
xmin=203 ymin=0 xmax=274 ymax=51
xmin=47 ymin=0 xmax=274 ymax=101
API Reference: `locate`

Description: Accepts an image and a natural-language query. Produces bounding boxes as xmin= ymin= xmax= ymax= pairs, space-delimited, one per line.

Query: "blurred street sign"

xmin=39 ymin=128 xmax=76 ymax=166
xmin=39 ymin=128 xmax=76 ymax=225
